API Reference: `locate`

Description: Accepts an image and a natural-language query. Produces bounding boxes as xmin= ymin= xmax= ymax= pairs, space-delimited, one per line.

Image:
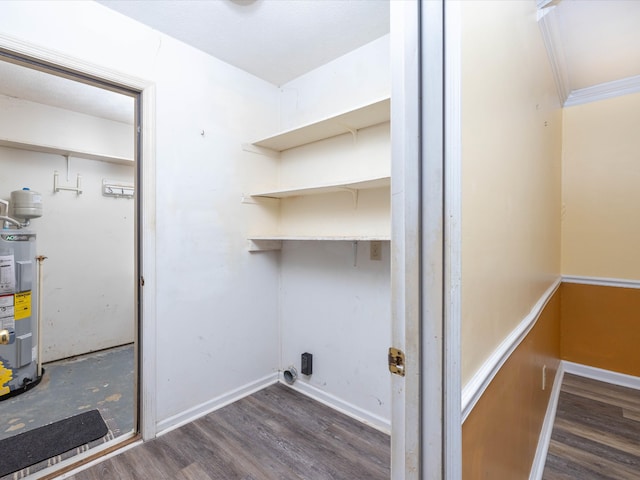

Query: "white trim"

xmin=0 ymin=33 xmax=150 ymax=91
xmin=562 ymin=275 xmax=640 ymax=289
xmin=528 ymin=362 xmax=640 ymax=480
xmin=461 ymin=278 xmax=561 ymax=422
xmin=444 ymin=1 xmax=463 ymax=479
xmin=284 ymin=379 xmax=391 ymax=434
xmin=156 ymin=373 xmax=278 ymax=436
xmin=0 ymin=32 xmax=158 ymax=443
xmin=529 ymin=362 xmax=564 ymax=480
xmin=537 ymin=5 xmax=570 ymax=105
xmin=420 ymin=0 xmax=446 ymax=475
xmin=421 ymin=1 xmax=446 ymax=478
xmin=390 ymin=2 xmax=422 ymax=478
xmin=564 ymin=75 xmax=640 ymax=107
xmin=562 ymin=361 xmax=640 ymax=391
xmin=139 ymin=84 xmax=157 ymax=440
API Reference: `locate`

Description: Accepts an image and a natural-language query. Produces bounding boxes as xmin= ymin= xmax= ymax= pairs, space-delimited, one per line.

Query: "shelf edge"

xmin=0 ymin=138 xmax=134 ymax=165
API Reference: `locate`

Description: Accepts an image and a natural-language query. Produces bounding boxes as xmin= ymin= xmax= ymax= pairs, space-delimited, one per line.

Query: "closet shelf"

xmin=0 ymin=138 xmax=134 ymax=165
xmin=249 ymin=235 xmax=390 ymax=242
xmin=248 ymin=236 xmax=390 ymax=251
xmin=251 ymin=176 xmax=390 ymax=199
xmin=252 ymin=97 xmax=390 ymax=152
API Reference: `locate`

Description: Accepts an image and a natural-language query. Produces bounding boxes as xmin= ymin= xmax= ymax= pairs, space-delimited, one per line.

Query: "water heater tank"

xmin=11 ymin=188 xmax=43 ymax=220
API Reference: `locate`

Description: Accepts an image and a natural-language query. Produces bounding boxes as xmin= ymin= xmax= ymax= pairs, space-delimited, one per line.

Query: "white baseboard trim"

xmin=562 ymin=275 xmax=640 ymax=289
xmin=529 ymin=362 xmax=564 ymax=480
xmin=562 ymin=361 xmax=640 ymax=391
xmin=156 ymin=373 xmax=278 ymax=436
xmin=462 ymin=277 xmax=561 ymax=422
xmin=528 ymin=362 xmax=640 ymax=479
xmin=284 ymin=378 xmax=391 ymax=434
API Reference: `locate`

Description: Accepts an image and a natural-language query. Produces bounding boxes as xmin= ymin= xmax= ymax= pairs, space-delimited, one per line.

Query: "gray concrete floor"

xmin=0 ymin=344 xmax=134 ymax=441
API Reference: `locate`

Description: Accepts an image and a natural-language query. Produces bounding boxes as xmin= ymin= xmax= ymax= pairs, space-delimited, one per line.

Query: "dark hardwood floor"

xmin=68 ymin=383 xmax=390 ymax=480
xmin=543 ymin=373 xmax=640 ymax=480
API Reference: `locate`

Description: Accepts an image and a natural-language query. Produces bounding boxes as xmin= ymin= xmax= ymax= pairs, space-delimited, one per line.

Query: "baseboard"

xmin=528 ymin=362 xmax=640 ymax=478
xmin=462 ymin=278 xmax=561 ymax=422
xmin=283 ymin=378 xmax=391 ymax=434
xmin=562 ymin=361 xmax=640 ymax=391
xmin=156 ymin=373 xmax=278 ymax=436
xmin=529 ymin=362 xmax=564 ymax=480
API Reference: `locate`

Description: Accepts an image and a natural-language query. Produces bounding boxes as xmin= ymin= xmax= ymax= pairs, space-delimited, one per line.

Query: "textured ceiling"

xmin=0 ymin=60 xmax=135 ymax=124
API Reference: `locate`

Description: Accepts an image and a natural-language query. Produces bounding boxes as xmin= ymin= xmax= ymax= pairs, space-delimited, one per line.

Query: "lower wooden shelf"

xmin=248 ymin=235 xmax=390 ymax=251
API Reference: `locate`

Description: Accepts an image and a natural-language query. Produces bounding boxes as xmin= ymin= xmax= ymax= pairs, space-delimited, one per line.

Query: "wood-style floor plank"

xmin=543 ymin=374 xmax=640 ymax=480
xmin=68 ymin=383 xmax=389 ymax=480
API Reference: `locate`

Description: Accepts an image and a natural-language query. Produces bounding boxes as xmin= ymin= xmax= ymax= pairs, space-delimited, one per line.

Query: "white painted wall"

xmin=0 ymin=1 xmax=281 ymax=431
xmin=277 ymin=34 xmax=390 ymax=132
xmin=0 ymin=2 xmax=391 ymax=434
xmin=0 ymin=146 xmax=135 ymax=362
xmin=0 ymin=94 xmax=133 ymax=160
xmin=280 ymin=240 xmax=391 ymax=429
xmin=460 ymin=1 xmax=562 ymax=385
xmin=277 ymin=36 xmax=392 ymax=428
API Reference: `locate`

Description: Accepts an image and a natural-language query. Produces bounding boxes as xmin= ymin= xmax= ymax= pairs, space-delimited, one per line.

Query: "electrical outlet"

xmin=542 ymin=364 xmax=547 ymax=390
xmin=370 ymin=241 xmax=382 ymax=261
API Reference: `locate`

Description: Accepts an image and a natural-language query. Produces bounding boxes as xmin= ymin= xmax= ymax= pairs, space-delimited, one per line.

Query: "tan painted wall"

xmin=461 ymin=1 xmax=563 ymax=385
xmin=561 ymin=93 xmax=640 ymax=280
xmin=463 ymin=290 xmax=561 ymax=479
xmin=561 ymin=283 xmax=640 ymax=376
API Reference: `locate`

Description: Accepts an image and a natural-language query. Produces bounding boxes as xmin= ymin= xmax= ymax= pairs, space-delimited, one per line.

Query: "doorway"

xmin=0 ymin=55 xmax=140 ymax=477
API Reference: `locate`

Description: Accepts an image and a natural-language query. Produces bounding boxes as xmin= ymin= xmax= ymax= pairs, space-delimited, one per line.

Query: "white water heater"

xmin=0 ymin=188 xmax=43 ymax=399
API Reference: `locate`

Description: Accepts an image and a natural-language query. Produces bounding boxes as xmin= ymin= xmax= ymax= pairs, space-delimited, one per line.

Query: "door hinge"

xmin=388 ymin=347 xmax=406 ymax=377
xmin=140 ymin=276 xmax=145 ymax=287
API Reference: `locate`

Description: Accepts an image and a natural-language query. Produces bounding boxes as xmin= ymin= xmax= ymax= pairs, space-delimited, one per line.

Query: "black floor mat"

xmin=0 ymin=409 xmax=108 ymax=477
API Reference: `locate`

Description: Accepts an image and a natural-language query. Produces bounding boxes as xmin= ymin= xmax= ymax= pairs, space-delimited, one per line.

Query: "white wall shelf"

xmin=245 ymin=97 xmax=390 ymax=251
xmin=250 ymin=235 xmax=391 ymax=241
xmin=252 ymin=97 xmax=390 ymax=152
xmin=251 ymin=176 xmax=390 ymax=199
xmin=248 ymin=236 xmax=390 ymax=252
xmin=0 ymin=138 xmax=134 ymax=166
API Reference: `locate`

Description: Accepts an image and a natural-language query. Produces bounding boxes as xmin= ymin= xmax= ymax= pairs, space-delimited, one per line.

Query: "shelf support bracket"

xmin=336 ymin=187 xmax=359 ymax=208
xmin=54 ymin=163 xmax=82 ymax=196
xmin=341 ymin=125 xmax=358 ymax=143
xmin=241 ymin=143 xmax=281 ymax=159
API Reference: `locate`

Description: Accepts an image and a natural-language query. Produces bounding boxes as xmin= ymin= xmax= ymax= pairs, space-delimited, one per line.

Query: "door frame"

xmin=390 ymin=1 xmax=462 ymax=478
xmin=0 ymin=34 xmax=158 ymax=444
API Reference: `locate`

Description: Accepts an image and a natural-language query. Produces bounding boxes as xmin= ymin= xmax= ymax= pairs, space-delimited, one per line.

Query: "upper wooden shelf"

xmin=249 ymin=235 xmax=391 ymax=242
xmin=0 ymin=138 xmax=134 ymax=166
xmin=252 ymin=97 xmax=390 ymax=152
xmin=251 ymin=176 xmax=390 ymax=199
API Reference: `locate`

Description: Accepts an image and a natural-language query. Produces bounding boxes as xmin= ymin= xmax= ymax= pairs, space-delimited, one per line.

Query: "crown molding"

xmin=537 ymin=3 xmax=570 ymax=105
xmin=537 ymin=1 xmax=640 ymax=108
xmin=564 ymin=74 xmax=640 ymax=106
